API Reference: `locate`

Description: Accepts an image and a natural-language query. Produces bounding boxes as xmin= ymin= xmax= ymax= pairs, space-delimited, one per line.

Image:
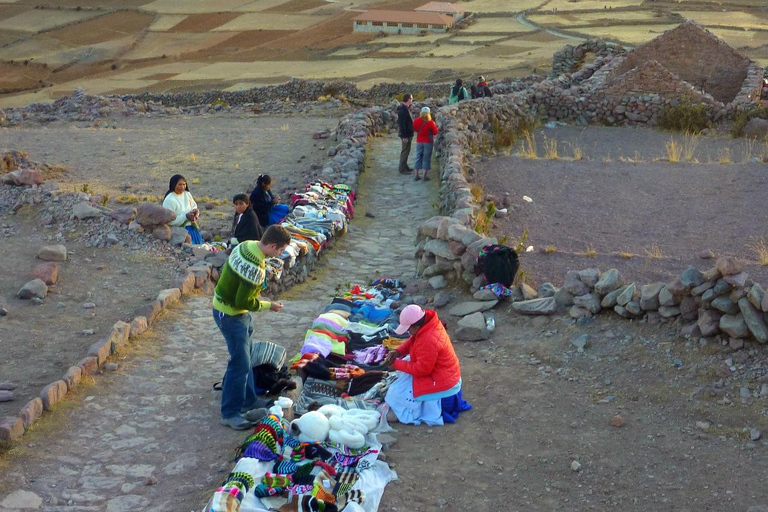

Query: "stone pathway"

xmin=0 ymin=136 xmax=437 ymax=512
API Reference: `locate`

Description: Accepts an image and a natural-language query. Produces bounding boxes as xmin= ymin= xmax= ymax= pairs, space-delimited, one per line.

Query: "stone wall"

xmin=550 ymin=39 xmax=625 ymax=78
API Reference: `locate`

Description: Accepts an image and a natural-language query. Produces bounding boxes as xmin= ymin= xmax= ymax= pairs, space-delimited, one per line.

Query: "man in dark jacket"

xmin=397 ymin=93 xmax=414 ymax=175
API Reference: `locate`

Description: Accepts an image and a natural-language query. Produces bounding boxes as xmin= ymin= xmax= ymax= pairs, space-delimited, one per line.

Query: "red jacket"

xmin=393 ymin=309 xmax=461 ymax=398
xmin=413 ymin=118 xmax=438 ymax=144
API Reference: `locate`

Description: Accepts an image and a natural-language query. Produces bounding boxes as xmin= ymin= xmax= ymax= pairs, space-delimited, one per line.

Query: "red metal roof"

xmin=352 ymin=10 xmax=455 ymax=25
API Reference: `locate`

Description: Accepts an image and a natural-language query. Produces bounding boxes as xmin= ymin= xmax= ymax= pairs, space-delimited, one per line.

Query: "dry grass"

xmin=718 ymin=147 xmax=731 ymax=164
xmin=544 ymin=245 xmax=556 ymax=254
xmin=115 ymin=194 xmax=163 ymax=204
xmin=741 ymin=139 xmax=757 ymax=164
xmin=617 ymin=250 xmax=635 ymax=259
xmin=666 ymin=138 xmax=682 ymax=162
xmin=518 ymin=130 xmax=538 ymax=159
xmin=470 ymin=183 xmax=484 ymax=203
xmin=748 ymin=237 xmax=768 ymax=265
xmin=683 ymin=132 xmax=700 ymax=162
xmin=644 ymin=242 xmax=663 ymax=259
xmin=543 ymin=136 xmax=558 ymax=159
xmin=583 ymin=245 xmax=597 ymax=258
xmin=567 ymin=142 xmax=584 ymax=160
xmin=618 ymin=151 xmax=642 ymax=163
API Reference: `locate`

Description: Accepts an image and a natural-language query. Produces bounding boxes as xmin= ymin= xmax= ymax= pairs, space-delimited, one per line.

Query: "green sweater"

xmin=212 ymin=241 xmax=271 ymax=316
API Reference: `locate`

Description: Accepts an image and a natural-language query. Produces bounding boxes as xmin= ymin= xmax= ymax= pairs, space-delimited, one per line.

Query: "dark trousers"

xmin=399 ymin=137 xmax=413 ymax=173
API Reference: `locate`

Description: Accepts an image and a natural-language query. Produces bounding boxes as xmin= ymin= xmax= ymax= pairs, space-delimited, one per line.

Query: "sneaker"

xmin=241 ymin=397 xmax=273 ymax=413
xmin=220 ymin=415 xmax=256 ymax=430
xmin=243 ymin=407 xmax=268 ymax=422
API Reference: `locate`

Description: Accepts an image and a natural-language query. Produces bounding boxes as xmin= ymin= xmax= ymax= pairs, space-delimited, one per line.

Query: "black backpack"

xmin=476 ymin=244 xmax=519 ymax=287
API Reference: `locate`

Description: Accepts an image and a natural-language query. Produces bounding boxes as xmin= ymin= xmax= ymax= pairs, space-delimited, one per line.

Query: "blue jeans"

xmin=213 ymin=309 xmax=257 ymax=419
xmin=414 ymin=142 xmax=433 ymax=170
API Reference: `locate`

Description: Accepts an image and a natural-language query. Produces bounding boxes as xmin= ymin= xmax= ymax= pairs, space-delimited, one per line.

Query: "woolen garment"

xmin=231 ymin=206 xmax=263 ymax=245
xmin=393 ymin=309 xmax=461 ymax=398
xmin=162 ymin=190 xmax=198 ymax=227
xmin=397 ymin=102 xmax=414 ymax=138
xmin=212 ymin=241 xmax=270 ymax=316
xmin=249 ymin=186 xmax=276 ymax=227
xmin=413 ymin=118 xmax=439 ymax=144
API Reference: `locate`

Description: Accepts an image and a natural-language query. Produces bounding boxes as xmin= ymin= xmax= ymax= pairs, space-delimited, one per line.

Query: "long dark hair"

xmin=256 ymin=174 xmax=272 ymax=189
xmin=451 ymin=78 xmax=463 ymax=97
xmin=165 ymin=174 xmax=188 ymax=199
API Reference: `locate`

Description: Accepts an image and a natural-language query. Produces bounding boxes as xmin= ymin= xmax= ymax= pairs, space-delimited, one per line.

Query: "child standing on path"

xmin=412 ymin=107 xmax=439 ymax=181
xmin=213 ymin=225 xmax=292 ymax=430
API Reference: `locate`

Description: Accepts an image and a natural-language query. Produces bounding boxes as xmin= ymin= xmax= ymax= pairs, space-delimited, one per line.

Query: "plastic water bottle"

xmin=485 ymin=315 xmax=495 ymax=332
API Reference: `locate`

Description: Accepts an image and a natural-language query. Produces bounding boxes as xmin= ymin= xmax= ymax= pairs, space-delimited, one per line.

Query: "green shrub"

xmin=732 ymin=105 xmax=768 ymax=138
xmin=657 ymin=97 xmax=711 ymax=134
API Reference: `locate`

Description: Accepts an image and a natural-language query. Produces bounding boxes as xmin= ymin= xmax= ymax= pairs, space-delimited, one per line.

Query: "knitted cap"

xmin=479 ymin=76 xmax=485 ymax=82
xmin=421 ymin=106 xmax=430 ymax=114
xmin=395 ymin=304 xmax=426 ymax=335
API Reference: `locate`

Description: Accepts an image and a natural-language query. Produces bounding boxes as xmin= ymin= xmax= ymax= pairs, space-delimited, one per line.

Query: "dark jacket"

xmin=397 ymin=103 xmax=414 ymax=138
xmin=232 ymin=206 xmax=263 ymax=245
xmin=249 ymin=186 xmax=275 ymax=227
xmin=474 ymin=82 xmax=493 ymax=98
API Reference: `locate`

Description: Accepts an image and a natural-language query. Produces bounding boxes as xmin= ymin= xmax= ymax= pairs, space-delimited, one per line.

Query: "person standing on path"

xmin=397 ymin=93 xmax=415 ymax=175
xmin=213 ymin=225 xmax=292 ymax=430
xmin=412 ymin=106 xmax=439 ymax=181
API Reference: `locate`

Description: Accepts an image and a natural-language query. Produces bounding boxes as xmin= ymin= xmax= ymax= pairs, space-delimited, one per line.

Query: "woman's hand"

xmin=382 ymin=350 xmax=398 ymax=368
xmin=270 ymin=302 xmax=284 ymax=312
xmin=186 ymin=211 xmax=196 ymax=221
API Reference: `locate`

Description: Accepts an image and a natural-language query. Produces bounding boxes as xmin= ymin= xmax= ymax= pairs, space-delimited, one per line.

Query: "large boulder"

xmin=136 ymin=203 xmax=175 ymax=227
xmin=743 ymin=118 xmax=768 ymax=140
xmin=455 ymin=312 xmax=490 ymax=341
xmin=594 ymin=268 xmax=623 ymax=295
xmin=32 ymin=262 xmax=58 ymax=285
xmin=18 ymin=279 xmax=48 ymax=299
xmin=72 ymin=201 xmax=102 ymax=220
xmin=449 ymin=301 xmax=498 ymax=316
xmin=110 ymin=207 xmax=137 ymax=225
xmin=511 ymin=297 xmax=557 ymax=315
xmin=739 ymin=297 xmax=768 ymax=343
xmin=152 ymin=224 xmax=172 ymax=241
xmin=37 ymin=244 xmax=67 ymax=261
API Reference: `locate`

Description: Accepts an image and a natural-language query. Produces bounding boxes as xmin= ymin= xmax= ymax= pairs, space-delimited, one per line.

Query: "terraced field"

xmin=1 ymin=0 xmax=767 ymax=106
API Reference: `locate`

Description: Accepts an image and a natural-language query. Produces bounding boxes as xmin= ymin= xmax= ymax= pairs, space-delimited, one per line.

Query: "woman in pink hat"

xmin=382 ymin=304 xmax=470 ymax=425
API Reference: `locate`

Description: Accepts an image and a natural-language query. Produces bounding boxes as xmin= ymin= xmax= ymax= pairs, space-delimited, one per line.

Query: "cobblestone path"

xmin=0 ymin=136 xmax=437 ymax=512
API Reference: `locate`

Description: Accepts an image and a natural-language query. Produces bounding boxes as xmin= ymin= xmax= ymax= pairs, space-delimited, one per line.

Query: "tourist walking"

xmin=397 ymin=93 xmax=415 ymax=175
xmin=412 ymin=106 xmax=438 ymax=181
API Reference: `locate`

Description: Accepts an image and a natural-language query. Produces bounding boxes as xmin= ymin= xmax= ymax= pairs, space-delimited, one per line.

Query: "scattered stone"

xmin=570 ymin=460 xmax=581 ymax=472
xmin=136 ymin=203 xmax=175 ymax=226
xmin=571 ymin=334 xmax=589 ymax=350
xmin=472 ymin=289 xmax=498 ymax=301
xmin=537 ymin=283 xmax=557 ymax=298
xmin=740 ymin=387 xmax=751 ymax=398
xmin=72 ymin=201 xmax=102 ymax=220
xmin=82 ymin=302 xmax=96 ymax=309
xmin=0 ymin=382 xmax=16 ymax=390
xmin=521 ymin=283 xmax=538 ymax=300
xmin=0 ymin=416 xmax=24 ymax=441
xmin=32 ymin=262 xmax=58 ymax=285
xmin=1 ymin=489 xmax=42 ymax=509
xmin=610 ymin=414 xmax=625 ymax=428
xmin=37 ymin=244 xmax=67 ymax=261
xmin=716 ymin=256 xmax=742 ymax=276
xmin=428 ymin=275 xmax=447 ymax=290
xmin=0 ymin=390 xmax=14 ymax=402
xmin=751 ymin=429 xmax=762 ymax=441
xmin=698 ymin=250 xmax=715 ymax=259
xmin=105 ymin=362 xmax=119 ymax=372
xmin=18 ymin=279 xmax=48 ymax=300
xmin=449 ymin=301 xmax=498 ymax=316
xmin=145 ymin=475 xmax=159 ymax=486
xmin=594 ymin=268 xmax=623 ymax=295
xmin=511 ymin=297 xmax=557 ymax=315
xmin=695 ymin=420 xmax=711 ymax=430
xmin=433 ymin=291 xmax=451 ymax=308
xmin=456 ymin=312 xmax=490 ymax=341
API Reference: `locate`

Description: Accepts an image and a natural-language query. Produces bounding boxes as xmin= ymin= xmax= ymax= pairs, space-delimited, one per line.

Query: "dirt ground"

xmin=0 ymin=114 xmax=336 ymax=418
xmin=471 ymin=125 xmax=768 ymax=288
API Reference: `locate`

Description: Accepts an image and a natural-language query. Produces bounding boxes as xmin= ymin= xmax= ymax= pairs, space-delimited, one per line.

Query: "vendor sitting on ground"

xmin=383 ymin=304 xmax=471 ymax=426
xmin=162 ymin=173 xmax=202 ymax=244
xmin=230 ymin=193 xmax=263 ymax=247
xmin=249 ymin=174 xmax=290 ymax=228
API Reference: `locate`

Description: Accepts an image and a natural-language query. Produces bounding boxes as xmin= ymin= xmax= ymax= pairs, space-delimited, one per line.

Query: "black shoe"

xmin=241 ymin=397 xmax=273 ymax=413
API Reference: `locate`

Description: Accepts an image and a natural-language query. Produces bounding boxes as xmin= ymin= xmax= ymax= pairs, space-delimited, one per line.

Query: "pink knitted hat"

xmin=394 ymin=304 xmax=426 ymax=335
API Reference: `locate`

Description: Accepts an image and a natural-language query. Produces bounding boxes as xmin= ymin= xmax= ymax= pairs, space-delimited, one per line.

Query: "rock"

xmin=738 ymin=298 xmax=768 ymax=343
xmin=72 ymin=201 xmax=102 ymax=219
xmin=711 ymin=296 xmax=739 ymax=315
xmin=521 ymin=283 xmax=537 ymax=300
xmin=573 ymin=293 xmax=601 ymax=314
xmin=17 ymin=168 xmax=44 ymax=186
xmin=640 ymin=283 xmax=664 ymax=311
xmin=569 ymin=306 xmax=591 ymax=319
xmin=658 ymin=286 xmax=678 ymax=306
xmin=613 ymin=305 xmax=632 ymax=318
xmin=511 ymin=297 xmax=557 ymax=315
xmin=170 ymin=227 xmax=190 ymax=246
xmin=172 ymin=272 xmax=196 ymax=296
xmin=680 ymin=323 xmax=702 ymax=338
xmin=724 ymin=272 xmax=748 ymax=288
xmin=679 ymin=267 xmax=704 ymax=288
xmin=751 ymin=429 xmax=762 ymax=441
xmin=455 ymin=312 xmax=490 ymax=341
xmin=594 ymin=268 xmax=623 ymax=295
xmin=0 ymin=382 xmax=16 ymax=390
xmin=698 ymin=309 xmax=722 ymax=336
xmin=748 ymin=284 xmax=765 ymax=310
xmin=424 ymin=239 xmax=459 ymax=261
xmin=698 ymin=249 xmax=715 ymax=259
xmin=571 ymin=334 xmax=589 ymax=350
xmin=729 ymin=338 xmax=744 ymax=350
xmin=449 ymin=301 xmax=498 ymax=316
xmin=205 ymin=252 xmax=228 ymax=268
xmin=63 ymin=366 xmax=82 ymax=390
xmin=601 ymin=286 xmax=627 ymax=309
xmin=577 ymin=268 xmax=600 ymax=287
xmin=720 ymin=313 xmax=749 ymax=338
xmin=658 ymin=306 xmax=680 ymax=318
xmin=110 ymin=207 xmax=136 ymax=225
xmin=32 ymin=262 xmax=58 ymax=285
xmin=1 ymin=489 xmax=42 ymax=508
xmin=537 ymin=283 xmax=557 ymax=298
xmin=130 ymin=316 xmax=148 ymax=337
xmin=19 ymin=397 xmax=43 ymax=429
xmin=691 ymin=281 xmax=715 ymax=296
xmin=152 ymin=224 xmax=172 ymax=241
xmin=554 ymin=287 xmax=575 ymax=308
xmin=428 ymin=275 xmax=447 ymax=290
xmin=157 ymin=288 xmax=181 ymax=309
xmin=679 ymin=297 xmax=698 ymax=321
xmin=136 ymin=203 xmax=175 ymax=226
xmin=37 ymin=244 xmax=67 ymax=261
xmin=105 ymin=362 xmax=119 ymax=371
xmin=472 ymin=289 xmax=497 ymax=301
xmin=610 ymin=414 xmax=625 ymax=428
xmin=712 ymin=278 xmax=733 ymax=296
xmin=106 ymin=495 xmax=150 ymax=512
xmin=716 ymin=256 xmax=742 ymax=276
xmin=433 ymin=291 xmax=451 ymax=308
xmin=0 ymin=390 xmax=13 ymax=402
xmin=743 ymin=117 xmax=768 ymax=139
xmin=570 ymin=460 xmax=581 ymax=472
xmin=616 ymin=283 xmax=636 ymax=306
xmin=666 ymin=277 xmax=687 ymax=296
xmin=17 ymin=279 xmax=48 ymax=299
xmin=625 ymin=301 xmax=642 ymax=316
xmin=564 ymin=271 xmax=590 ymax=296
xmin=40 ymin=380 xmax=68 ymax=410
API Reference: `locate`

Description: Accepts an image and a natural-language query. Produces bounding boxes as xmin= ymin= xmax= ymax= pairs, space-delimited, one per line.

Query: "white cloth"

xmin=162 ymin=191 xmax=198 ymax=226
xmin=384 ymin=370 xmax=444 ymax=426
